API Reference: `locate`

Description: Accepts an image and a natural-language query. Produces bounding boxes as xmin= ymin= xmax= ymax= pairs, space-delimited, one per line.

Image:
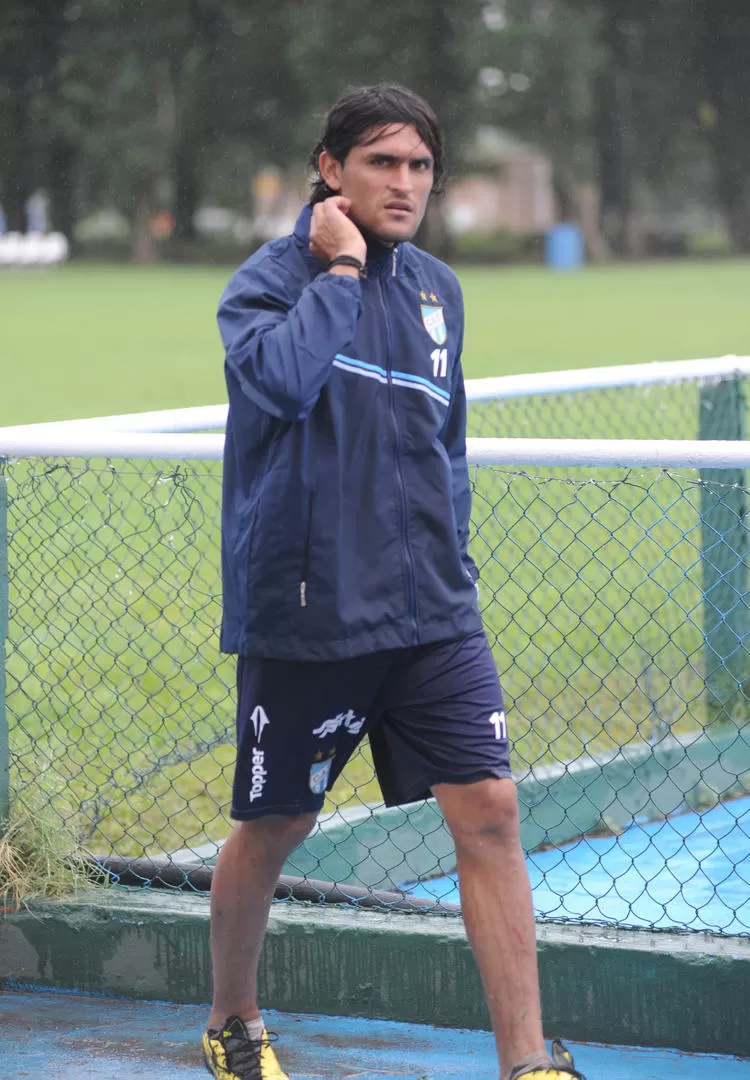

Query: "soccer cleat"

xmin=508 ymin=1039 xmax=587 ymax=1080
xmin=202 ymin=1015 xmax=290 ymax=1080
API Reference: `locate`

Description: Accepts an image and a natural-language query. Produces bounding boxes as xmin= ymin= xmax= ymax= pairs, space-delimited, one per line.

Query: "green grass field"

xmin=2 ymin=258 xmax=750 ymax=427
xmin=3 ymin=258 xmax=749 ymax=868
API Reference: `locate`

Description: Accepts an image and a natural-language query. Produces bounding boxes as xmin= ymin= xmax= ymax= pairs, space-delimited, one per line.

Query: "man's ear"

xmin=319 ymin=150 xmax=343 ymax=192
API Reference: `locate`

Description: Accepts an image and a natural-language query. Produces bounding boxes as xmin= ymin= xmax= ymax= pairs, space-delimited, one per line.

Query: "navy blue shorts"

xmin=230 ymin=630 xmax=511 ymax=819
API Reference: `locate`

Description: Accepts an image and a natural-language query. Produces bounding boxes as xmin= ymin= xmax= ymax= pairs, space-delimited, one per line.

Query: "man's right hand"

xmin=310 ymin=197 xmax=367 ymax=272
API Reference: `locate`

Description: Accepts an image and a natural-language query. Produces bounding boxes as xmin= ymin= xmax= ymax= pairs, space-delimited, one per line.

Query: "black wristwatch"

xmin=328 ymin=254 xmax=366 ymax=277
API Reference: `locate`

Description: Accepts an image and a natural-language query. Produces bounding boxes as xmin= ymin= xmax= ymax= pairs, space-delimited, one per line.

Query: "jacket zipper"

xmin=378 ymin=252 xmax=418 ymax=644
xmin=300 ymin=492 xmax=314 ymax=607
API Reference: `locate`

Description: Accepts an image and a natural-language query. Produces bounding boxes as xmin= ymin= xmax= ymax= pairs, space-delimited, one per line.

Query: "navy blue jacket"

xmin=218 ymin=204 xmax=482 ymax=659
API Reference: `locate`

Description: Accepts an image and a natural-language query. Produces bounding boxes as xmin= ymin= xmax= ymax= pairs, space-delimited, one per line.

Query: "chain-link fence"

xmin=2 ymin=444 xmax=748 ymax=933
xmin=467 ymin=370 xmax=749 ymax=441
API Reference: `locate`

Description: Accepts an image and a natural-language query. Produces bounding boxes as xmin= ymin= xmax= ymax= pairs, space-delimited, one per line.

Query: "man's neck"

xmin=354 ymin=221 xmax=395 ymax=253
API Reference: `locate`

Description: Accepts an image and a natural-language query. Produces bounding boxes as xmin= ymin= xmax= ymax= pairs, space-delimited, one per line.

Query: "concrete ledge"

xmin=2 ymin=888 xmax=750 ymax=1056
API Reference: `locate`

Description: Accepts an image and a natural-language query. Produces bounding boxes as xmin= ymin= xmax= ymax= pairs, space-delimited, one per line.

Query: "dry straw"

xmin=0 ymin=783 xmax=105 ymax=911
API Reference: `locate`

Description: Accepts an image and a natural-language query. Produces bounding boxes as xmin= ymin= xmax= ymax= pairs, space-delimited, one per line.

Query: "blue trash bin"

xmin=545 ymin=223 xmax=584 ymax=271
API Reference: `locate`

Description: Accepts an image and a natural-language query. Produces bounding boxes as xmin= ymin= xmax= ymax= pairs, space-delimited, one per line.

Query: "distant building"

xmin=444 ymin=126 xmax=555 ymax=236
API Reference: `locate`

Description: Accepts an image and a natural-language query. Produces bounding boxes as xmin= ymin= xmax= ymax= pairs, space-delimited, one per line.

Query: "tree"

xmin=699 ymin=1 xmax=750 ymax=251
xmin=587 ymin=0 xmax=707 ymax=255
xmin=167 ymin=0 xmax=224 ymax=242
xmin=475 ymin=0 xmax=716 ymax=257
xmin=472 ymin=1 xmax=604 ymax=250
xmin=4 ymin=0 xmax=739 ymax=260
xmin=35 ymin=0 xmax=87 ymax=241
xmin=0 ymin=0 xmax=101 ymax=238
xmin=0 ymin=0 xmax=41 ymax=231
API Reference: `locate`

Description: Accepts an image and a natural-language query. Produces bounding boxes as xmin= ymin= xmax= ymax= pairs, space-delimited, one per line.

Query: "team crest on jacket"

xmin=420 ymin=304 xmax=447 ymax=346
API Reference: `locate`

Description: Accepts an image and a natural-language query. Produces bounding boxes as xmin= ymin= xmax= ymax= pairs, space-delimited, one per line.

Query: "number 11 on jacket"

xmin=431 ymin=348 xmax=448 ymax=378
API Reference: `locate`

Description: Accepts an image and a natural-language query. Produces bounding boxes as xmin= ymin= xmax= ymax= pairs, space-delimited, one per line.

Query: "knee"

xmin=236 ymin=811 xmax=318 ymax=853
xmin=438 ymin=778 xmax=521 ymax=857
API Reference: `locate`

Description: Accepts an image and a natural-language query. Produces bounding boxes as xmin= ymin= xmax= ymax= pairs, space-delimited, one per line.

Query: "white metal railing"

xmin=0 ymin=430 xmax=225 ymax=460
xmin=0 ymin=404 xmax=228 ymax=437
xmin=2 ymin=431 xmax=750 ymax=468
xmin=464 ymin=354 xmax=750 ymax=402
xmin=2 ymin=355 xmax=748 ymax=439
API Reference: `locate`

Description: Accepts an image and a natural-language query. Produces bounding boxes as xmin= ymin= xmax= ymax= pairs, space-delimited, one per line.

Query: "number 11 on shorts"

xmin=488 ymin=710 xmax=507 ymax=741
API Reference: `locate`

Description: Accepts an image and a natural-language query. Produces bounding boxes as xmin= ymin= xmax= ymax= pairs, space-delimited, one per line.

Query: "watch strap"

xmin=327 ymin=254 xmax=365 ymax=276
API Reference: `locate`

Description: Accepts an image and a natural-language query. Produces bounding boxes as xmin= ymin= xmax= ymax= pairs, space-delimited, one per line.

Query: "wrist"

xmin=328 ymin=263 xmax=361 ymax=279
xmin=327 ymin=254 xmax=366 ymax=278
xmin=333 ymin=247 xmax=366 ymax=263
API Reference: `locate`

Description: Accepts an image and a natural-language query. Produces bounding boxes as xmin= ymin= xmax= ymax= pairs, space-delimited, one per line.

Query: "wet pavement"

xmin=1 ymin=987 xmax=749 ymax=1078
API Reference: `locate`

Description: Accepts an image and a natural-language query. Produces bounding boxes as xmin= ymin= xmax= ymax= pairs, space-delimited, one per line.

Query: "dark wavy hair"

xmin=308 ymin=84 xmax=446 ymax=205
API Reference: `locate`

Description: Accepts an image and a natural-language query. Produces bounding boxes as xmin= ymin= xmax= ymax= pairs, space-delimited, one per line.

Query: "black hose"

xmin=92 ymin=854 xmax=459 ymax=914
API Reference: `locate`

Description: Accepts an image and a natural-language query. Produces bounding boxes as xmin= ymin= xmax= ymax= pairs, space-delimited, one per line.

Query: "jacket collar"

xmin=293 ymin=204 xmax=401 ymax=278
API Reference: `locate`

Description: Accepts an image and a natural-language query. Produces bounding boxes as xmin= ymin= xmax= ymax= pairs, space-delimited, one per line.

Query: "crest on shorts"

xmin=309 ymin=753 xmax=335 ymax=795
xmin=420 ymin=304 xmax=447 ymax=346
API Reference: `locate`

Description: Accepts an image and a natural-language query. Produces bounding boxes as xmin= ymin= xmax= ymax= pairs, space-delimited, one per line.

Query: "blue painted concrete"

xmin=1 ymin=989 xmax=750 ymax=1079
xmin=405 ymin=795 xmax=750 ymax=933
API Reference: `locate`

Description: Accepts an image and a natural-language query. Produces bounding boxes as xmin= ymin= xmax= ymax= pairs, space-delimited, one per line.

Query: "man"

xmin=204 ymin=84 xmax=586 ymax=1080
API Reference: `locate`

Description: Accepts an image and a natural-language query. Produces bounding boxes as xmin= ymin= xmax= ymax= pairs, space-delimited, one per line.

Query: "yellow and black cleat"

xmin=202 ymin=1015 xmax=290 ymax=1080
xmin=509 ymin=1039 xmax=587 ymax=1080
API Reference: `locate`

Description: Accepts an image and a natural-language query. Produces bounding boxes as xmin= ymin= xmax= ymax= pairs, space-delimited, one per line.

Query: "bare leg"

xmin=433 ymin=778 xmax=546 ymax=1080
xmin=207 ymin=813 xmax=317 ymax=1030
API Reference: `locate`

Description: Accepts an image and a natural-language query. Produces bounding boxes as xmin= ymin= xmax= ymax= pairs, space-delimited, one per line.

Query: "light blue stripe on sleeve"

xmin=335 ymin=354 xmax=388 ymax=379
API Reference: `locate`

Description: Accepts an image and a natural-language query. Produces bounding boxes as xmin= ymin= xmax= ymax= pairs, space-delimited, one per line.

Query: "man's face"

xmin=319 ymin=124 xmax=435 ymax=244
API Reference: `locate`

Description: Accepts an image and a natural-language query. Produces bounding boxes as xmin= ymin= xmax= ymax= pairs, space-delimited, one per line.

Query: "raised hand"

xmin=309 ymin=197 xmax=367 ymax=267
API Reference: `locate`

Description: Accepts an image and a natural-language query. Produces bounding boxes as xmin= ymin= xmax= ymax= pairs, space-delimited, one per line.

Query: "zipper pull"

xmin=300 ymin=581 xmax=307 ymax=608
xmin=392 ymin=246 xmax=398 ymax=276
